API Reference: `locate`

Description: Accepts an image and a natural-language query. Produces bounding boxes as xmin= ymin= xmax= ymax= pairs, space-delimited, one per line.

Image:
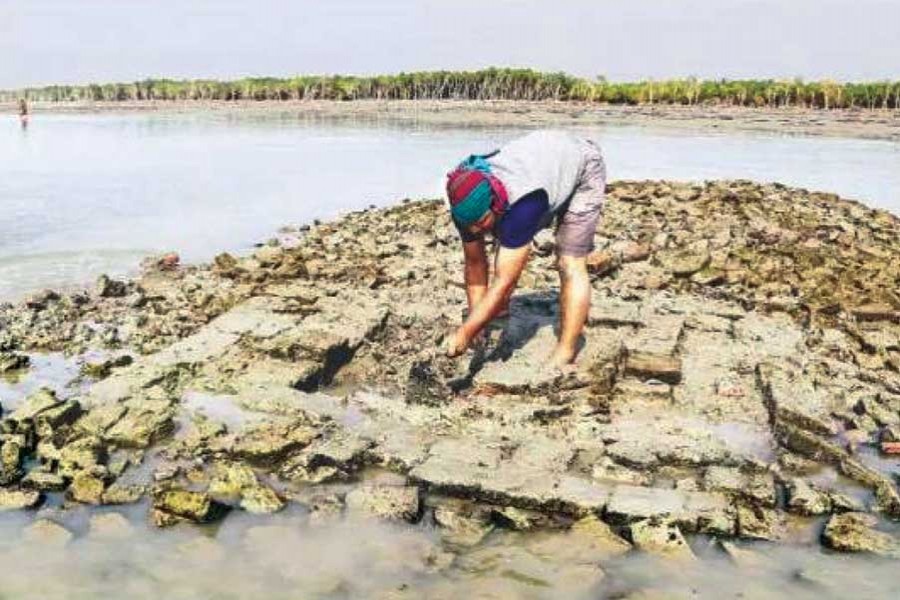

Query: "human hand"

xmin=444 ymin=327 xmax=471 ymax=358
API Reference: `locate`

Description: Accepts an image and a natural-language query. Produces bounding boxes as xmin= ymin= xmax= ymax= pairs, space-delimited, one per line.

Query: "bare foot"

xmin=548 ymin=346 xmax=577 ymax=373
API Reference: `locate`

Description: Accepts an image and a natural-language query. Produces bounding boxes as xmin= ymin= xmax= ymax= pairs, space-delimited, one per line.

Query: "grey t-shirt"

xmin=487 ymin=129 xmax=586 ymax=218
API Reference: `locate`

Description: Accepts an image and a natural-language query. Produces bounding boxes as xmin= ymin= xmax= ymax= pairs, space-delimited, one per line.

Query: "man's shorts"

xmin=555 ymin=140 xmax=606 ymax=257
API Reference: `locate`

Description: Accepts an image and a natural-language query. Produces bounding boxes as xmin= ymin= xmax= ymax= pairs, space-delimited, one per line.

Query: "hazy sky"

xmin=2 ymin=0 xmax=899 ymax=88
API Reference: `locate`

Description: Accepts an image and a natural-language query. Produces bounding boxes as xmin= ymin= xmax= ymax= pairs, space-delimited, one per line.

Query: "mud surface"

xmin=1 ymin=179 xmax=900 ymax=597
xmin=4 ymin=100 xmax=900 ymax=141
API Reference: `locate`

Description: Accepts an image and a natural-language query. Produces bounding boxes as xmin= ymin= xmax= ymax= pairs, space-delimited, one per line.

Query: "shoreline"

xmin=4 ymin=99 xmax=900 ymax=141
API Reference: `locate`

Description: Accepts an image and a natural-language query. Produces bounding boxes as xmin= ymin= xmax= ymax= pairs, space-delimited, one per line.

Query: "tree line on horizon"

xmin=4 ymin=69 xmax=900 ymax=109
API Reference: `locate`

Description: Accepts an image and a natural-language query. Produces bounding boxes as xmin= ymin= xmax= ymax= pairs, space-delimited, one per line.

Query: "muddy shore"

xmin=4 ymin=99 xmax=900 ymax=141
xmin=1 ymin=179 xmax=900 ymax=597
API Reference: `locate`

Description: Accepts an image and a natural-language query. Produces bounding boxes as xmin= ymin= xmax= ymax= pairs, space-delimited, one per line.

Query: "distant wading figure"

xmin=19 ymin=98 xmax=29 ymax=129
xmin=444 ymin=129 xmax=607 ymax=369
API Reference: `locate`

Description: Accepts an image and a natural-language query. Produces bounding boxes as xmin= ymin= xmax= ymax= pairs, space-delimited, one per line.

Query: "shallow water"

xmin=2 ymin=111 xmax=899 ymax=300
xmin=0 ymin=352 xmax=82 ymax=409
xmin=1 ymin=504 xmax=899 ymax=600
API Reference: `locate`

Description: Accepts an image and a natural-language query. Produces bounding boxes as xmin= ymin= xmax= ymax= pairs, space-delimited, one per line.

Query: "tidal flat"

xmin=1 ymin=179 xmax=900 ymax=598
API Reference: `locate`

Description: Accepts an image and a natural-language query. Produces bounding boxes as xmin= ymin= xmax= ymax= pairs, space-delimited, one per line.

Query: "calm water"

xmin=1 ymin=112 xmax=899 ymax=300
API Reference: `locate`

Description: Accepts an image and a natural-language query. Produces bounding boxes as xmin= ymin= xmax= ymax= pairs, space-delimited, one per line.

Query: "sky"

xmin=2 ymin=0 xmax=899 ymax=89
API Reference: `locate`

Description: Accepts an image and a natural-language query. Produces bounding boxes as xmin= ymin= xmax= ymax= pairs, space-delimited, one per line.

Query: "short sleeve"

xmin=496 ymin=189 xmax=549 ymax=249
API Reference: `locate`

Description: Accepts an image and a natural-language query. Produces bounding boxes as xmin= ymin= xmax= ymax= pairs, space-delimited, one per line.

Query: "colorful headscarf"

xmin=446 ymin=154 xmax=509 ymax=227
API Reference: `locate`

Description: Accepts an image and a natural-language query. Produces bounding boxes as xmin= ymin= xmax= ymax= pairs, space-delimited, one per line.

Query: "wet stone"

xmin=151 ymin=488 xmax=230 ymax=525
xmin=628 ymin=518 xmax=695 ymax=561
xmin=526 ymin=515 xmax=632 ymax=561
xmin=68 ymin=472 xmax=106 ymax=505
xmin=736 ymin=504 xmax=782 ymax=541
xmin=81 ymin=354 xmax=134 ymax=380
xmin=21 ymin=470 xmax=67 ymax=492
xmin=821 ymin=512 xmax=900 ymax=556
xmin=785 ymin=478 xmax=831 ymax=516
xmin=432 ymin=499 xmax=494 ymax=548
xmin=0 ymin=488 xmax=43 ymax=511
xmin=101 ymin=483 xmax=145 ymax=505
xmin=0 ymin=351 xmax=29 ymax=373
xmin=11 ymin=387 xmax=62 ymax=421
xmin=0 ymin=439 xmax=24 ymax=485
xmin=23 ymin=519 xmax=73 ymax=548
xmin=239 ymin=484 xmax=285 ymax=514
xmin=230 ymin=421 xmax=319 ymax=467
xmin=345 ymin=484 xmax=421 ymax=523
xmin=702 ymin=466 xmax=776 ymax=507
xmin=89 ymin=512 xmax=135 ymax=539
xmin=491 ymin=506 xmax=542 ymax=531
xmin=623 ymin=352 xmax=682 ymax=385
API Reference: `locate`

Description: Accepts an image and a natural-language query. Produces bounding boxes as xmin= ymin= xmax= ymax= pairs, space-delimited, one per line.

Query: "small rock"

xmin=96 ymin=274 xmax=128 ymax=298
xmin=852 ymin=303 xmax=898 ymax=323
xmin=152 ymin=488 xmax=230 ymax=525
xmin=21 ymin=471 xmax=67 ymax=492
xmin=491 ymin=506 xmax=539 ymax=530
xmin=68 ymin=472 xmax=106 ymax=505
xmin=660 ymin=247 xmax=710 ymax=277
xmin=11 ymin=387 xmax=62 ymax=421
xmin=23 ymin=519 xmax=73 ymax=547
xmin=628 ymin=519 xmax=695 ymax=561
xmin=624 ymin=352 xmax=682 ymax=384
xmin=305 ymin=493 xmax=344 ymax=527
xmin=239 ymin=484 xmax=285 ymax=514
xmin=777 ymin=452 xmax=821 ymax=476
xmin=821 ymin=512 xmax=899 ymax=556
xmin=882 ymin=424 xmax=900 ymax=443
xmin=0 ymin=351 xmax=29 ymax=373
xmin=230 ymin=421 xmax=318 ymax=467
xmin=586 ymin=250 xmax=619 ymax=277
xmin=102 ymin=483 xmax=145 ymax=505
xmin=828 ymin=491 xmax=866 ymax=514
xmin=620 ymin=242 xmax=652 ymax=263
xmin=432 ymin=500 xmax=493 ymax=547
xmin=213 ymin=253 xmax=240 ymax=276
xmin=736 ymin=505 xmax=782 ymax=541
xmin=345 ymin=484 xmax=421 ymax=523
xmin=785 ymin=478 xmax=831 ymax=516
xmin=703 ymin=466 xmax=775 ymax=507
xmin=0 ymin=488 xmax=43 ymax=511
xmin=208 ymin=462 xmax=258 ymax=498
xmin=89 ymin=512 xmax=134 ymax=539
xmin=81 ymin=355 xmax=134 ymax=380
xmin=0 ymin=440 xmax=24 ymax=485
xmin=24 ymin=289 xmax=60 ymax=311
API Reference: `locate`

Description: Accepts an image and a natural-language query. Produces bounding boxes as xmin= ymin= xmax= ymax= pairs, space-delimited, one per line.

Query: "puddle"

xmin=706 ymin=420 xmax=778 ymax=463
xmin=0 ymin=353 xmax=83 ymax=410
xmin=182 ymin=391 xmax=267 ymax=431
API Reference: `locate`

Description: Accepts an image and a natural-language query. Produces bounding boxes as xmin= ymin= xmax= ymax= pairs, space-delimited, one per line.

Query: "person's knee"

xmin=557 ymin=255 xmax=588 ymax=281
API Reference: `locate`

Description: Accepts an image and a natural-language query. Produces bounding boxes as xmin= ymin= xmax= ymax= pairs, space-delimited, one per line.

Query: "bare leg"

xmin=550 ymin=255 xmax=591 ymax=367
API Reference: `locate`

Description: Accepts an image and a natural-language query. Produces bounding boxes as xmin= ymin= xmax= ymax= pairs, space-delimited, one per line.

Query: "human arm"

xmin=447 ymin=243 xmax=531 ymax=356
xmin=462 ymin=238 xmax=489 ymax=313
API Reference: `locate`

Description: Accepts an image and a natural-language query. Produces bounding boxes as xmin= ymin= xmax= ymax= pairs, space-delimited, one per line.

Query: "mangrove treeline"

xmin=4 ymin=69 xmax=900 ymax=109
